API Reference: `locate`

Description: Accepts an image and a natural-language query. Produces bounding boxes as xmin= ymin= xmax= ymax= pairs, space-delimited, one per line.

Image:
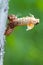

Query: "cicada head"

xmin=30 ymin=16 xmax=39 ymax=25
xmin=26 ymin=16 xmax=39 ymax=31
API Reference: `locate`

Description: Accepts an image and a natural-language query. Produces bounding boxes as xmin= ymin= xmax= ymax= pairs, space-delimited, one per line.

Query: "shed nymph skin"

xmin=5 ymin=14 xmax=39 ymax=35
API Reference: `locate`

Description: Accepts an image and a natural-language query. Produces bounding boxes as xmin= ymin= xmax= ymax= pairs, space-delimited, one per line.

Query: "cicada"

xmin=5 ymin=14 xmax=39 ymax=35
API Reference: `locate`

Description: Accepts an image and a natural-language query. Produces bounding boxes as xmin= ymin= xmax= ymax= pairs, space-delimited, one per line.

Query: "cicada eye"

xmin=35 ymin=21 xmax=39 ymax=25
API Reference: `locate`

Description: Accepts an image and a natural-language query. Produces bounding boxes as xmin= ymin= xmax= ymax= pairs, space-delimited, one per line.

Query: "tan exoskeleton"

xmin=5 ymin=14 xmax=39 ymax=35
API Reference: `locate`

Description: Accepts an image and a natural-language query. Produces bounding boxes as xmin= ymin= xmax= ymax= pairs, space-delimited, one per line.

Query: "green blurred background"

xmin=4 ymin=0 xmax=43 ymax=65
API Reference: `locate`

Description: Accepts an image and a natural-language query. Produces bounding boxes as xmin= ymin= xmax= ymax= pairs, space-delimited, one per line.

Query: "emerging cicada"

xmin=5 ymin=14 xmax=39 ymax=35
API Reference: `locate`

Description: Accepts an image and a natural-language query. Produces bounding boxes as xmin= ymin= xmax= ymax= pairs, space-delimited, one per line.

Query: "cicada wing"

xmin=26 ymin=23 xmax=34 ymax=31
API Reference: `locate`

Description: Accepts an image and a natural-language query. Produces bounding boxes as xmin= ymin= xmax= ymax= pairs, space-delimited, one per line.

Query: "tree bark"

xmin=0 ymin=0 xmax=9 ymax=65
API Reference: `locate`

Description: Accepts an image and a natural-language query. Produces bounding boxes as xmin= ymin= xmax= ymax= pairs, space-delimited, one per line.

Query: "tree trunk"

xmin=0 ymin=0 xmax=9 ymax=65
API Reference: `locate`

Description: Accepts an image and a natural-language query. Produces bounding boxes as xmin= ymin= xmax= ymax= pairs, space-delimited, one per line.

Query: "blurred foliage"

xmin=4 ymin=0 xmax=43 ymax=65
